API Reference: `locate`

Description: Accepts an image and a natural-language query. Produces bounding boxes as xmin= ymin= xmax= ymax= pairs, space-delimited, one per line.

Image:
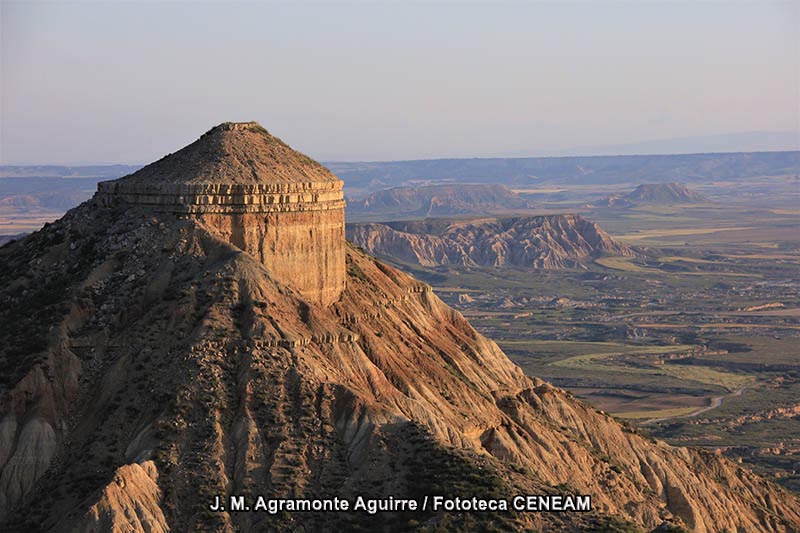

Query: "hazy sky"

xmin=1 ymin=0 xmax=799 ymax=164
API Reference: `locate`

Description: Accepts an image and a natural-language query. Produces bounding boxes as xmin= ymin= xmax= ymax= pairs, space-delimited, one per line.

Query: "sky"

xmin=1 ymin=0 xmax=799 ymax=164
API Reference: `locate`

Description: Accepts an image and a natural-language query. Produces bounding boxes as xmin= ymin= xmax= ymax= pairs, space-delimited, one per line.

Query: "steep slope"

xmin=347 ymin=215 xmax=637 ymax=269
xmin=95 ymin=121 xmax=347 ymax=307
xmin=115 ymin=121 xmax=338 ymax=186
xmin=1 ymin=200 xmax=798 ymax=532
xmin=624 ymin=183 xmax=709 ymax=204
xmin=349 ymin=184 xmax=530 ymax=220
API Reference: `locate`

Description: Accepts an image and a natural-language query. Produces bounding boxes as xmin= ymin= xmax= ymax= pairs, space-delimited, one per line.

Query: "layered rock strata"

xmin=94 ymin=122 xmax=346 ymax=306
xmin=348 ymin=214 xmax=637 ymax=269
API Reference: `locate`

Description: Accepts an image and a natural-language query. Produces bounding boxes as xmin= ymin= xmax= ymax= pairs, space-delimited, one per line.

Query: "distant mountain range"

xmin=328 ymin=150 xmax=800 ymax=194
xmin=347 ymin=184 xmax=530 ymax=220
xmin=3 ymin=150 xmax=799 ymax=199
xmin=2 ymin=151 xmax=798 ymax=220
xmin=0 ymin=165 xmax=140 ymax=179
xmin=0 ymin=167 xmax=139 ymax=215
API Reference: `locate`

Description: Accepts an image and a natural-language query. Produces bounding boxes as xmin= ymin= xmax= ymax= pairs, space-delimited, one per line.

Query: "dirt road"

xmin=644 ymin=383 xmax=752 ymax=425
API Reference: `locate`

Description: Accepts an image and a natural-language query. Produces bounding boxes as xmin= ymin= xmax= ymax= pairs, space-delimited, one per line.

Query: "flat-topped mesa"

xmin=96 ymin=121 xmax=346 ymax=306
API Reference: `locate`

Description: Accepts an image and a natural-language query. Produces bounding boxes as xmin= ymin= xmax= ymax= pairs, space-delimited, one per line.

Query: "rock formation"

xmin=96 ymin=122 xmax=346 ymax=306
xmin=0 ymin=123 xmax=798 ymax=532
xmin=602 ymin=183 xmax=709 ymax=208
xmin=347 ymin=215 xmax=637 ymax=269
xmin=623 ymin=182 xmax=709 ymax=204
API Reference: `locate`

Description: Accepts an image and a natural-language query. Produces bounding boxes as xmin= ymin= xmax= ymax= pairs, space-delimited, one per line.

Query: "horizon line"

xmin=2 ymin=147 xmax=800 ymax=169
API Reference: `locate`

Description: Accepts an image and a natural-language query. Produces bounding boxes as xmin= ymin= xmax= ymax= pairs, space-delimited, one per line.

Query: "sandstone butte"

xmin=0 ymin=122 xmax=797 ymax=532
xmin=95 ymin=121 xmax=346 ymax=307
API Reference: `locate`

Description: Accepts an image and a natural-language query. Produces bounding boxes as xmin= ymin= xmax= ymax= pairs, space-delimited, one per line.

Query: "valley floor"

xmin=393 ymin=197 xmax=800 ymax=492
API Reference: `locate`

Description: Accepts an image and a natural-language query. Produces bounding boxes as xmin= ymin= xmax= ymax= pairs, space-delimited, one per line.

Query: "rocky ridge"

xmin=347 ymin=215 xmax=637 ymax=269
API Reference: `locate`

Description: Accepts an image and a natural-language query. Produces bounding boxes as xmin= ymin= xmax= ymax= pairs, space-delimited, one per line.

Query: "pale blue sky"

xmin=1 ymin=0 xmax=798 ymax=164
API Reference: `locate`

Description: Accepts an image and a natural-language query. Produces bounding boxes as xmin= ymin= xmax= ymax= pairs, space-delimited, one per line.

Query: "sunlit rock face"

xmin=2 ymin=122 xmax=800 ymax=532
xmin=95 ymin=122 xmax=346 ymax=306
xmin=347 ymin=214 xmax=637 ymax=270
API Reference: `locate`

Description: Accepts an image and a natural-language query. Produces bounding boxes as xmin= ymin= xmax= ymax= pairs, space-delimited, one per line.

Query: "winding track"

xmin=643 ymin=383 xmax=752 ymax=425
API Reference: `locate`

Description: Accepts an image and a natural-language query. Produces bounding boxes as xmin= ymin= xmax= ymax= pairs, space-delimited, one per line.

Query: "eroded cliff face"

xmin=93 ymin=122 xmax=347 ymax=306
xmin=1 ymin=201 xmax=798 ymax=532
xmin=72 ymin=461 xmax=168 ymax=533
xmin=198 ymin=207 xmax=345 ymax=307
xmin=347 ymin=215 xmax=637 ymax=269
